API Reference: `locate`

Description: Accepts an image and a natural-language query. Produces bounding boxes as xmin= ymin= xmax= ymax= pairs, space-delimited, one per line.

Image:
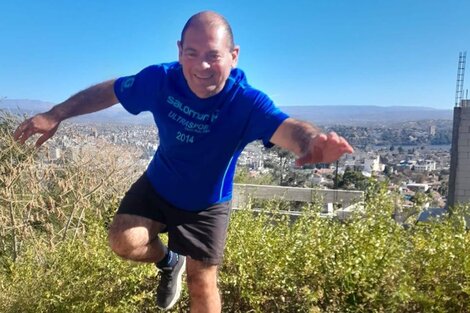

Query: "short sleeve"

xmin=243 ymin=91 xmax=289 ymax=148
xmin=113 ymin=65 xmax=164 ymax=115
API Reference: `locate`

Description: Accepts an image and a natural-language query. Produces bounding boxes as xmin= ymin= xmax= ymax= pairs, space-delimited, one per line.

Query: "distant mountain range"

xmin=281 ymin=105 xmax=453 ymax=126
xmin=0 ymin=99 xmax=453 ymax=126
xmin=0 ymin=99 xmax=153 ymax=124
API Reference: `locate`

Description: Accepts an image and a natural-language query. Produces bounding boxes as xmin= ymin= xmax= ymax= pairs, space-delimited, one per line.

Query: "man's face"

xmin=178 ymin=24 xmax=239 ymax=99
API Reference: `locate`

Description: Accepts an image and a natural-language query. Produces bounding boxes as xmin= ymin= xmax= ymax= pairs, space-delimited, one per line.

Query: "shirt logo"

xmin=167 ymin=96 xmax=210 ymax=121
xmin=121 ymin=77 xmax=135 ymax=92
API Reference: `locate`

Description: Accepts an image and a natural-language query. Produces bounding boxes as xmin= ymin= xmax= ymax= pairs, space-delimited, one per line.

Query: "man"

xmin=14 ymin=11 xmax=353 ymax=313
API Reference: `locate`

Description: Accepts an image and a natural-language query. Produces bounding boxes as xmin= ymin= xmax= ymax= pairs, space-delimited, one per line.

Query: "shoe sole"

xmin=158 ymin=256 xmax=186 ymax=311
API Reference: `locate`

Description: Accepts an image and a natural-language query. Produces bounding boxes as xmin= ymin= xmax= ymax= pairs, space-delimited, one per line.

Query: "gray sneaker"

xmin=156 ymin=255 xmax=186 ymax=310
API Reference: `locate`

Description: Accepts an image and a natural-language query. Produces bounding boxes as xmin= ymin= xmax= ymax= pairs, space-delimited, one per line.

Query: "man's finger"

xmin=312 ymin=133 xmax=327 ymax=149
xmin=328 ymin=132 xmax=343 ymax=147
xmin=339 ymin=137 xmax=354 ymax=154
xmin=13 ymin=128 xmax=21 ymax=140
xmin=326 ymin=133 xmax=354 ymax=154
xmin=13 ymin=120 xmax=29 ymax=140
xmin=35 ymin=133 xmax=51 ymax=147
xmin=19 ymin=129 xmax=34 ymax=144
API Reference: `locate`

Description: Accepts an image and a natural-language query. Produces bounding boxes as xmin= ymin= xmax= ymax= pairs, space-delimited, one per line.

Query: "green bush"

xmin=1 ymin=112 xmax=470 ymax=312
xmin=0 ymin=222 xmax=157 ymax=313
xmin=0 ymin=112 xmax=164 ymax=312
xmin=221 ymin=193 xmax=470 ymax=312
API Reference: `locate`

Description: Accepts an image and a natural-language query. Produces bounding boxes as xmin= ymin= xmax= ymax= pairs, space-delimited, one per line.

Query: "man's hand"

xmin=270 ymin=118 xmax=354 ymax=166
xmin=295 ymin=132 xmax=353 ymax=166
xmin=13 ymin=79 xmax=118 ymax=147
xmin=13 ymin=112 xmax=61 ymax=147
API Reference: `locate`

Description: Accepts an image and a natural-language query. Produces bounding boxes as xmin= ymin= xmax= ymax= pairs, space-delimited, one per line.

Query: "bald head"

xmin=181 ymin=11 xmax=235 ymax=51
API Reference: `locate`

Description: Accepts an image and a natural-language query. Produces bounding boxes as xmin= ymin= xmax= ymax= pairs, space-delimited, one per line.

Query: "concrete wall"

xmin=449 ymin=106 xmax=470 ymax=206
xmin=232 ymin=183 xmax=364 ymax=209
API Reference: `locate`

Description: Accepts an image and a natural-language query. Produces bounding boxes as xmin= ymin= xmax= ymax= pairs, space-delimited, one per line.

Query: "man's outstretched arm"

xmin=14 ymin=79 xmax=118 ymax=147
xmin=270 ymin=118 xmax=354 ymax=166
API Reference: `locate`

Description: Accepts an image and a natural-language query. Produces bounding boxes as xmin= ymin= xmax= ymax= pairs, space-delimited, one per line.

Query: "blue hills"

xmin=281 ymin=105 xmax=453 ymax=126
xmin=0 ymin=99 xmax=453 ymax=126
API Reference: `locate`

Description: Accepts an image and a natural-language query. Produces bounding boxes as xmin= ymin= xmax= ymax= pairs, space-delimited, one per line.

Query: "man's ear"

xmin=231 ymin=45 xmax=240 ymax=68
xmin=177 ymin=40 xmax=183 ymax=59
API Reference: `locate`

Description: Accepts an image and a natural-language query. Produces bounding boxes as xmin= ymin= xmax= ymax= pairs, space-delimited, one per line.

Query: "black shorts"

xmin=117 ymin=173 xmax=231 ymax=265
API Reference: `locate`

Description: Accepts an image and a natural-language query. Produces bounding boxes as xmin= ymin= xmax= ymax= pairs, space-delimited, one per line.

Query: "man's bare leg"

xmin=186 ymin=257 xmax=221 ymax=313
xmin=108 ymin=213 xmax=167 ymax=262
xmin=108 ymin=213 xmax=186 ymax=310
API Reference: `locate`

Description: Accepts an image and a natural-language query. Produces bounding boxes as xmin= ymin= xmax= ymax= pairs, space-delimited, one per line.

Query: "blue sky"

xmin=1 ymin=0 xmax=469 ymax=109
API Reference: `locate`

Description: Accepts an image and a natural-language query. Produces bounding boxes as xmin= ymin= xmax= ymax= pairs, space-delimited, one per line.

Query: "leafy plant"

xmin=1 ymin=112 xmax=469 ymax=312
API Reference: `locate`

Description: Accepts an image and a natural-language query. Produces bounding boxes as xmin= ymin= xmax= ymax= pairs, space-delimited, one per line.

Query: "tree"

xmin=410 ymin=191 xmax=429 ymax=208
xmin=264 ymin=146 xmax=309 ymax=186
xmin=234 ymin=167 xmax=273 ymax=185
xmin=383 ymin=165 xmax=393 ymax=177
xmin=337 ymin=167 xmax=369 ymax=191
xmin=438 ymin=181 xmax=448 ymax=197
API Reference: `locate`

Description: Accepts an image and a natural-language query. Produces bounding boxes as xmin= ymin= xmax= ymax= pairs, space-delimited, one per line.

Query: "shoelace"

xmin=159 ymin=268 xmax=174 ymax=286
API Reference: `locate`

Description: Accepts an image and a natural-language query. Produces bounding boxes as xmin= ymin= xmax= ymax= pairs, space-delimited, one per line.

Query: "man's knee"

xmin=108 ymin=227 xmax=138 ymax=258
xmin=108 ymin=213 xmax=164 ymax=258
xmin=186 ymin=259 xmax=219 ymax=298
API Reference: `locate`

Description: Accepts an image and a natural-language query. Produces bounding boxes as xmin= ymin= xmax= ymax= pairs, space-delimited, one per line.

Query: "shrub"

xmin=0 ymin=112 xmax=163 ymax=312
xmin=1 ymin=112 xmax=469 ymax=312
xmin=0 ymin=222 xmax=159 ymax=313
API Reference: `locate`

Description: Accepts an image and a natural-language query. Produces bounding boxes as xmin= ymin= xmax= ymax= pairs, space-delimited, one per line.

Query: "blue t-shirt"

xmin=114 ymin=62 xmax=289 ymax=211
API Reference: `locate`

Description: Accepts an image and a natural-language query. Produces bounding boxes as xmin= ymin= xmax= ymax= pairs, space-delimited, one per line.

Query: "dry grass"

xmin=0 ymin=111 xmax=140 ymax=262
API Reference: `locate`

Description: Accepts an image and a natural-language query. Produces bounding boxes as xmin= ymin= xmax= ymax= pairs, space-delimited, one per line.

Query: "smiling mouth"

xmin=194 ymin=74 xmax=213 ymax=80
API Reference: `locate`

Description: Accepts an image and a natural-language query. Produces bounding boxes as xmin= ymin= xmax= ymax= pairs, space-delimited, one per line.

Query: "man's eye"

xmin=210 ymin=54 xmax=221 ymax=60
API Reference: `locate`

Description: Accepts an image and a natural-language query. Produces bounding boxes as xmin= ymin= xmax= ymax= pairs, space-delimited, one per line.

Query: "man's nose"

xmin=199 ymin=59 xmax=210 ymax=70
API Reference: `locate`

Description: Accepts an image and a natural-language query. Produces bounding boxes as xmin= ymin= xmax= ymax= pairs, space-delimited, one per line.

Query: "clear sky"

xmin=1 ymin=0 xmax=469 ymax=109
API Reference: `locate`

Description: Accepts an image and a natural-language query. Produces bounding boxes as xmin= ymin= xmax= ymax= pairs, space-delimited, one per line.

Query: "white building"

xmin=363 ymin=155 xmax=384 ymax=173
xmin=406 ymin=183 xmax=430 ymax=193
xmin=414 ymin=160 xmax=437 ymax=172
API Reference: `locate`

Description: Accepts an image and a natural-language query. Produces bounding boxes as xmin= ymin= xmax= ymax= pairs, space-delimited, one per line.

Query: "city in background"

xmin=21 ymin=115 xmax=451 ymax=212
